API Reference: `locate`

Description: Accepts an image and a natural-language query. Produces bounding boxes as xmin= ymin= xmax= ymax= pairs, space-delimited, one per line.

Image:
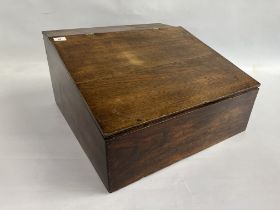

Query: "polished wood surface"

xmin=43 ymin=23 xmax=260 ymax=192
xmin=43 ymin=35 xmax=109 ymax=189
xmin=49 ymin=25 xmax=259 ymax=136
xmin=107 ymin=88 xmax=259 ymax=192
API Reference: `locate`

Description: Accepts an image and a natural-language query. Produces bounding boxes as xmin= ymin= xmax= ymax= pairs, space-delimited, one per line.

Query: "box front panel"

xmin=107 ymin=89 xmax=259 ymax=192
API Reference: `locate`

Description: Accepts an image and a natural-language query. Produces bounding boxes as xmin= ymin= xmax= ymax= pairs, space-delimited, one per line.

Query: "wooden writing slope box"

xmin=43 ymin=23 xmax=260 ymax=192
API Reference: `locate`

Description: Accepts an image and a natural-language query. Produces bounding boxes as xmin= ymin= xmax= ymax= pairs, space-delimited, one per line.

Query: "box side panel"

xmin=107 ymin=88 xmax=259 ymax=192
xmin=43 ymin=35 xmax=109 ymax=190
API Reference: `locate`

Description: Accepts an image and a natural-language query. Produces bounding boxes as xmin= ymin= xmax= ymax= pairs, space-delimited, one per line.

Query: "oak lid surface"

xmin=48 ymin=24 xmax=260 ymax=137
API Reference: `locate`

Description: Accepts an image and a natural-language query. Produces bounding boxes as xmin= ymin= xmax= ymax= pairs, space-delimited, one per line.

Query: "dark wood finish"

xmin=43 ymin=23 xmax=260 ymax=192
xmin=106 ymin=88 xmax=258 ymax=192
xmin=48 ymin=25 xmax=259 ymax=137
xmin=43 ymin=35 xmax=109 ymax=189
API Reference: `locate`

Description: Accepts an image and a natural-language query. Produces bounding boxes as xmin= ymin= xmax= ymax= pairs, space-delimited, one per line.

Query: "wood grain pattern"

xmin=106 ymin=88 xmax=259 ymax=192
xmin=43 ymin=23 xmax=260 ymax=193
xmin=49 ymin=26 xmax=259 ymax=136
xmin=43 ymin=35 xmax=109 ymax=189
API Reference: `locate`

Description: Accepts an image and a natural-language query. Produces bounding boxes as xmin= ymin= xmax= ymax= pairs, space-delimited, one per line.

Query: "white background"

xmin=0 ymin=1 xmax=279 ymax=209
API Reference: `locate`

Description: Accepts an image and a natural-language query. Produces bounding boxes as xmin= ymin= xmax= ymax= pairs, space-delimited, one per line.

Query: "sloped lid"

xmin=47 ymin=24 xmax=260 ymax=137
